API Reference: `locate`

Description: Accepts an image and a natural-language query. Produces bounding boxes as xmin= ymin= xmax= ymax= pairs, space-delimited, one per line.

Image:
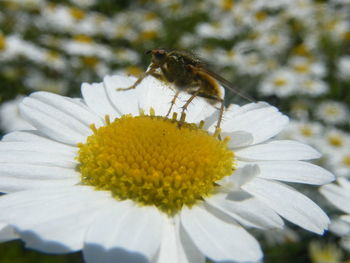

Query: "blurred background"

xmin=0 ymin=0 xmax=350 ymax=262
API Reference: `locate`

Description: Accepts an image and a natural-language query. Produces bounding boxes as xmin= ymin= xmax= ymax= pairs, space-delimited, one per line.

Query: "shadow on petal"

xmin=83 ymin=243 xmax=150 ymax=263
xmin=20 ymin=230 xmax=77 ymax=254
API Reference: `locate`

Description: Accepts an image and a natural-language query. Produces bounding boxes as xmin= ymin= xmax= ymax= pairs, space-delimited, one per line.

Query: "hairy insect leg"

xmin=116 ymin=65 xmax=157 ymax=91
xmin=179 ymin=90 xmax=200 ymax=127
xmin=166 ymin=90 xmax=180 ymax=117
xmin=215 ymin=99 xmax=225 ymax=140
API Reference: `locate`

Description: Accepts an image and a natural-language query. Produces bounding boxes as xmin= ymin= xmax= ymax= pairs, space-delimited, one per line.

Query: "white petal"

xmin=243 ymin=178 xmax=329 ymax=234
xmin=320 ymin=184 xmax=350 ymax=214
xmin=227 ymin=102 xmax=270 ymax=115
xmin=219 ymin=164 xmax=258 ymax=190
xmin=0 ymin=150 xmax=77 ymax=168
xmin=338 ymin=178 xmax=350 ymax=190
xmin=0 ymin=163 xmax=78 ymax=180
xmin=30 ymin=92 xmax=103 ymax=127
xmin=157 ymin=216 xmax=205 ymax=263
xmin=206 ymin=195 xmax=284 ymax=229
xmin=180 ymin=205 xmax=262 ymax=262
xmin=0 ymin=187 xmax=113 ymax=253
xmin=0 ymin=223 xmax=18 ymax=242
xmin=0 ymin=176 xmax=80 ymax=193
xmin=329 ymin=218 xmax=350 ymax=236
xmin=2 ymin=130 xmax=59 ymax=143
xmin=256 ymin=161 xmax=335 ymax=185
xmin=104 ymin=75 xmax=144 ymax=116
xmin=20 ymin=95 xmax=92 ymax=145
xmin=236 ymin=140 xmax=321 ymax=161
xmin=340 ymin=215 xmax=350 ymax=224
xmin=176 ymin=94 xmax=217 ymax=124
xmin=222 ymin=105 xmax=289 ymax=145
xmin=81 ymin=82 xmax=120 ymax=120
xmin=138 ymin=77 xmax=178 ymax=116
xmin=84 ymin=201 xmax=162 ymax=263
xmin=223 ymin=131 xmax=254 ymax=148
xmin=0 ymin=141 xmax=77 ymax=156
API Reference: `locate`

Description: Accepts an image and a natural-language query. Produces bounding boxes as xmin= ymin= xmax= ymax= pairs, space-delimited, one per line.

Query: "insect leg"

xmin=179 ymin=89 xmax=201 ymax=126
xmin=166 ymin=90 xmax=180 ymax=117
xmin=215 ymin=99 xmax=225 ymax=140
xmin=116 ymin=64 xmax=158 ymax=91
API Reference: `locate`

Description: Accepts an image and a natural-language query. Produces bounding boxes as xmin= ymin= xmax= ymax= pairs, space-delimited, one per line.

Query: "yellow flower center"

xmin=325 ymin=107 xmax=339 ymax=116
xmin=274 ymin=78 xmax=287 ymax=87
xmin=81 ymin=56 xmax=99 ymax=67
xmin=145 ymin=12 xmax=158 ymax=21
xmin=300 ymin=126 xmax=313 ymax=137
xmin=327 ymin=135 xmax=343 ymax=147
xmin=294 ymin=63 xmax=310 ymax=73
xmin=342 ymin=155 xmax=350 ymax=167
xmin=46 ymin=50 xmax=60 ymax=61
xmin=74 ymin=34 xmax=94 ymax=44
xmin=221 ymin=0 xmax=234 ymax=11
xmin=0 ymin=34 xmax=6 ymax=50
xmin=77 ymin=112 xmax=235 ymax=214
xmin=293 ymin=44 xmax=310 ymax=56
xmin=255 ymin=11 xmax=267 ymax=21
xmin=69 ymin=7 xmax=86 ymax=20
xmin=140 ymin=30 xmax=158 ymax=40
xmin=343 ymin=31 xmax=350 ymax=40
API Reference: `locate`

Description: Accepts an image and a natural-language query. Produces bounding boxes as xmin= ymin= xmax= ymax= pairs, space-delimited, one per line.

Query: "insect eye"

xmin=154 ymin=52 xmax=165 ymax=58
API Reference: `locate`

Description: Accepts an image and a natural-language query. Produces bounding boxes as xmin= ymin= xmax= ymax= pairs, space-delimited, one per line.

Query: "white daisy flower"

xmin=278 ymin=120 xmax=323 ymax=145
xmin=320 ymin=178 xmax=350 ymax=251
xmin=315 ymin=101 xmax=348 ymax=125
xmin=0 ymin=35 xmax=44 ymax=63
xmin=196 ymin=15 xmax=237 ymax=39
xmin=298 ymin=78 xmax=328 ymax=97
xmin=24 ymin=70 xmax=68 ymax=94
xmin=61 ymin=35 xmax=113 ymax=61
xmin=316 ymin=128 xmax=350 ymax=156
xmin=289 ymin=56 xmax=326 ymax=78
xmin=309 ymin=241 xmax=344 ymax=263
xmin=259 ymin=68 xmax=298 ymax=97
xmin=263 ymin=227 xmax=299 ymax=246
xmin=235 ymin=52 xmax=267 ymax=76
xmin=290 ymin=99 xmax=310 ymax=119
xmin=326 ymin=149 xmax=350 ymax=178
xmin=0 ymin=75 xmax=334 ymax=263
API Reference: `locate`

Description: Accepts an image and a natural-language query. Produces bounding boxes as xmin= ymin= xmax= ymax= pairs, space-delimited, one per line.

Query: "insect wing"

xmin=197 ymin=67 xmax=255 ymax=102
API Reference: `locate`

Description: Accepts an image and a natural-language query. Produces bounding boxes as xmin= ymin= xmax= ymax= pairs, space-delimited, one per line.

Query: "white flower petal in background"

xmin=0 ymin=223 xmax=18 ymax=242
xmin=321 ymin=181 xmax=350 ymax=214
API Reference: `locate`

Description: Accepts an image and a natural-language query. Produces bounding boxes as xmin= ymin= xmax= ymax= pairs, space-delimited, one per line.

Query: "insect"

xmin=117 ymin=48 xmax=253 ymax=135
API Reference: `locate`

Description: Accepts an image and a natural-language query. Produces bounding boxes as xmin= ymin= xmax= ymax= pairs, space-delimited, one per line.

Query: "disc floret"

xmin=77 ymin=111 xmax=235 ymax=214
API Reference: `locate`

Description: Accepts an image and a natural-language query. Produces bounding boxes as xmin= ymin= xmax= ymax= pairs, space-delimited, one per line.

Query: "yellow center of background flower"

xmin=77 ymin=113 xmax=235 ymax=214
